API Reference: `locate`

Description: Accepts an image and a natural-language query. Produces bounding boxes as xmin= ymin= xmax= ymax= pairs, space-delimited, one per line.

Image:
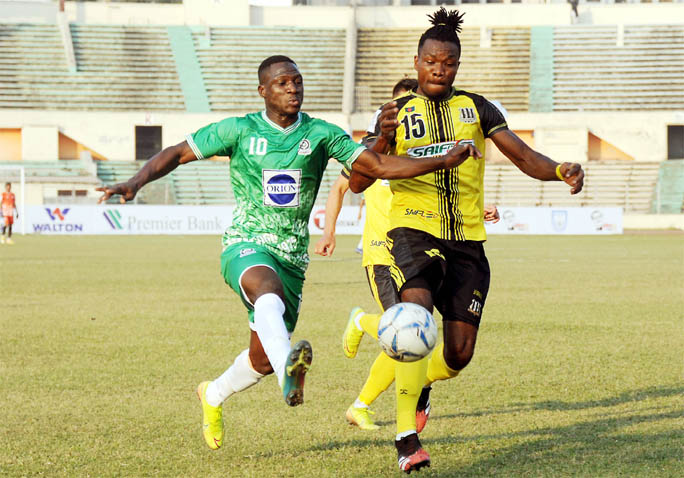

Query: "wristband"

xmin=555 ymin=164 xmax=564 ymax=181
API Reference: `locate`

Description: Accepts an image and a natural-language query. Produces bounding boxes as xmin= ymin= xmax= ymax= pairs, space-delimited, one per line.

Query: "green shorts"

xmin=221 ymin=242 xmax=305 ymax=333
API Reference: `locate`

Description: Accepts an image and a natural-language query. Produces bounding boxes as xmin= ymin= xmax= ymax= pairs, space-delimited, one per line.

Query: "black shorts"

xmin=387 ymin=227 xmax=490 ymax=327
xmin=365 ymin=264 xmax=400 ymax=312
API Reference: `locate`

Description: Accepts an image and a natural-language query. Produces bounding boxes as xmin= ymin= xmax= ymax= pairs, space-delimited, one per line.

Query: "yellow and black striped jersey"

xmin=368 ymin=88 xmax=507 ymax=241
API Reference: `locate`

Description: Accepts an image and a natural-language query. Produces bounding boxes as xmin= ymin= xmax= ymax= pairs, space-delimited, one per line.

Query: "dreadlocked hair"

xmin=418 ymin=7 xmax=465 ymax=55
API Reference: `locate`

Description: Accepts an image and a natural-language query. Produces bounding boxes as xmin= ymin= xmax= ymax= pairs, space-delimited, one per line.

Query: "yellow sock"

xmin=358 ymin=351 xmax=395 ymax=405
xmin=395 ymin=356 xmax=429 ymax=435
xmin=359 ymin=313 xmax=381 ymax=339
xmin=425 ymin=342 xmax=459 ymax=386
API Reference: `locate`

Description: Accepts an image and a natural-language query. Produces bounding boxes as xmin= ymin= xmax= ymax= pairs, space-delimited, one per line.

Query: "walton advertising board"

xmin=24 ymin=205 xmax=622 ymax=236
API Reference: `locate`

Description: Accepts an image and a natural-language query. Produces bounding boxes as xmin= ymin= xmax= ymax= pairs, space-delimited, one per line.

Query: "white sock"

xmin=205 ymin=349 xmax=263 ymax=407
xmin=252 ymin=293 xmax=290 ymax=388
xmin=353 ymin=398 xmax=369 ymax=409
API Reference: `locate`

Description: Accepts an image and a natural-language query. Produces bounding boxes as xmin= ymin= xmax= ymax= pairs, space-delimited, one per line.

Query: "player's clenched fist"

xmin=442 ymin=143 xmax=482 ymax=170
xmin=558 ymin=162 xmax=584 ymax=194
xmin=378 ymin=101 xmax=399 ymax=142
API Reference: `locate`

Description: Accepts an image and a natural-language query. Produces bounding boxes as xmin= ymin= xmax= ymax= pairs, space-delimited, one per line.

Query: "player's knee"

xmin=443 ymin=341 xmax=474 ymax=371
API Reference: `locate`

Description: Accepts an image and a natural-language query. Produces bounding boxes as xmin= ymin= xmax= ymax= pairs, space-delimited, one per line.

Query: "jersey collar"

xmin=261 ymin=111 xmax=302 ymax=135
xmin=412 ymin=87 xmax=457 ymax=103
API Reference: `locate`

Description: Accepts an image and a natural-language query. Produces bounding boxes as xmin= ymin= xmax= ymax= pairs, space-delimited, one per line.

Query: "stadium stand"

xmin=22 ymin=160 xmax=93 ymax=178
xmin=70 ymin=24 xmax=185 ymax=111
xmin=484 ymin=161 xmax=661 ymax=213
xmin=192 ymin=26 xmax=346 ymax=112
xmin=170 ymin=160 xmax=231 ymax=205
xmin=355 ymin=27 xmax=530 ymax=112
xmin=0 ymin=23 xmax=70 ymax=109
xmin=553 ymin=24 xmax=684 ymax=111
xmin=0 ymin=23 xmax=185 ymax=111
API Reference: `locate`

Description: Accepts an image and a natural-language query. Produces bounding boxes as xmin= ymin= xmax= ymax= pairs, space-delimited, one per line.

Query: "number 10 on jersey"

xmin=249 ymin=137 xmax=268 ymax=155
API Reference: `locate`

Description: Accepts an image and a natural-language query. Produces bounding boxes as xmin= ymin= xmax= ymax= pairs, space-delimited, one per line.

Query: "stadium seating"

xmin=70 ymin=25 xmax=185 ymax=111
xmin=484 ymin=161 xmax=661 ymax=213
xmin=21 ymin=160 xmax=94 ymax=178
xmin=0 ymin=24 xmax=70 ymax=109
xmin=0 ymin=23 xmax=185 ymax=111
xmin=355 ymin=27 xmax=530 ymax=112
xmin=192 ymin=26 xmax=346 ymax=112
xmin=170 ymin=160 xmax=231 ymax=205
xmin=553 ymin=24 xmax=684 ymax=111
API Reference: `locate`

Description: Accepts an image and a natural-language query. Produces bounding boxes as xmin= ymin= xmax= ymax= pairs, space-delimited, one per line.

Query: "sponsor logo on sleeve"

xmin=263 ymin=169 xmax=302 ymax=207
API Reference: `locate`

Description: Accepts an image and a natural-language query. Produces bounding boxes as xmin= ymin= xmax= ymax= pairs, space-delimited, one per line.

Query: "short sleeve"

xmin=186 ymin=117 xmax=240 ymax=160
xmin=476 ymin=97 xmax=508 ymax=138
xmin=366 ymin=108 xmax=381 ymax=135
xmin=322 ymin=123 xmax=366 ymax=171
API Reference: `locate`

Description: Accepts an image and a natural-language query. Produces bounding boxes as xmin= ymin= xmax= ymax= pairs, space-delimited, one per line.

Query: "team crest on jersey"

xmin=263 ymin=169 xmax=302 ymax=208
xmin=459 ymin=107 xmax=477 ymax=124
xmin=298 ymin=139 xmax=312 ymax=155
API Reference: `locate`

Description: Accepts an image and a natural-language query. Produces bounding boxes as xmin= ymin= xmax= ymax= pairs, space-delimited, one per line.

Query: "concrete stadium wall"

xmin=0 ymin=109 xmax=678 ymax=164
xmin=5 ymin=1 xmax=680 ymax=27
xmin=0 ymin=110 xmax=350 ymax=162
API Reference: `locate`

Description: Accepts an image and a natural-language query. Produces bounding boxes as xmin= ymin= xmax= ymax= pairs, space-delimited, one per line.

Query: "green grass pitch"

xmin=1 ymin=233 xmax=682 ymax=477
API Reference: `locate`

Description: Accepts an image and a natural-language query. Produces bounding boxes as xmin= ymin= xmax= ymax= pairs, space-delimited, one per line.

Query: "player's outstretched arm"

xmin=96 ymin=141 xmax=198 ymax=203
xmin=314 ymin=174 xmax=351 ymax=257
xmin=348 ymin=143 xmax=481 ymax=194
xmin=491 ymin=129 xmax=584 ymax=194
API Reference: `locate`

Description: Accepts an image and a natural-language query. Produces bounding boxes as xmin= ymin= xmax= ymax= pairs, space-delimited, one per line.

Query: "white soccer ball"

xmin=377 ymin=302 xmax=438 ymax=362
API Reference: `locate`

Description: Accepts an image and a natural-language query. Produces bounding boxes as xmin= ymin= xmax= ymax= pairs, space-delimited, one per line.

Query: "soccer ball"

xmin=377 ymin=302 xmax=438 ymax=362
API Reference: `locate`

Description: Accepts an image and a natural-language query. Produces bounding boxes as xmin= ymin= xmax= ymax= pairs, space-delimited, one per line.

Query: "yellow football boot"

xmin=345 ymin=405 xmax=380 ymax=431
xmin=343 ymin=307 xmax=365 ymax=358
xmin=196 ymin=381 xmax=223 ymax=450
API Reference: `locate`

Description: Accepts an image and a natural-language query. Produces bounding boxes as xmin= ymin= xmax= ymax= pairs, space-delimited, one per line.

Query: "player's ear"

xmin=257 ymin=84 xmax=266 ymax=98
xmin=413 ymin=54 xmax=419 ymax=72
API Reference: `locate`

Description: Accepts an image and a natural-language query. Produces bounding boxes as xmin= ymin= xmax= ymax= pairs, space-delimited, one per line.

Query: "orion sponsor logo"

xmin=33 ymin=207 xmax=83 ymax=232
xmin=406 ymin=139 xmax=474 ymax=158
xmin=103 ymin=209 xmax=123 ymax=230
xmin=263 ymin=169 xmax=301 ymax=207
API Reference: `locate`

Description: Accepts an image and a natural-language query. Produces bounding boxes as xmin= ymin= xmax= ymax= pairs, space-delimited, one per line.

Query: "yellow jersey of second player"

xmin=361 ymin=178 xmax=393 ymax=267
xmin=369 ymin=88 xmax=508 ymax=241
xmin=341 ymin=169 xmax=393 ymax=267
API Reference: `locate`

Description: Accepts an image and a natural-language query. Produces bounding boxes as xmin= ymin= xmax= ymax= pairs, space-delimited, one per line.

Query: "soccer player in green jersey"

xmin=97 ymin=55 xmax=481 ymax=451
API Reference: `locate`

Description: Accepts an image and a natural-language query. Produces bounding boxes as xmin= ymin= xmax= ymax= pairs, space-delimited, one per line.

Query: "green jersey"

xmin=186 ymin=111 xmax=365 ymax=271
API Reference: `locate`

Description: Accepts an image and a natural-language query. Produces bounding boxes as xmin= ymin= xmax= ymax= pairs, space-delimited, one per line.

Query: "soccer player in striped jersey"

xmin=348 ymin=8 xmax=584 ymax=473
xmin=96 ymin=55 xmax=480 ymax=452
